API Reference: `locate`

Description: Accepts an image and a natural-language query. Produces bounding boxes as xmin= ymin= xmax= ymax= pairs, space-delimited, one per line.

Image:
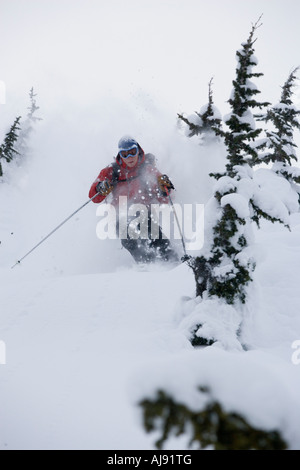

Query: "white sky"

xmin=1 ymin=0 xmax=300 ymax=138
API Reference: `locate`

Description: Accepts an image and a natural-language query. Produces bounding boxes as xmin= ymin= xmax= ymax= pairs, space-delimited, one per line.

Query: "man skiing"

xmin=89 ymin=136 xmax=179 ymax=264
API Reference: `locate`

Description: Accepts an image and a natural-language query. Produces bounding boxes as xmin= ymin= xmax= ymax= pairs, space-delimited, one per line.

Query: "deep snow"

xmin=0 ymin=108 xmax=223 ymax=449
xmin=1 ymin=215 xmax=300 ymax=449
xmin=0 ymin=80 xmax=300 ymax=450
xmin=1 ymin=0 xmax=300 ymax=452
xmin=0 ymin=263 xmax=195 ymax=450
xmin=1 ymin=129 xmax=300 ymax=449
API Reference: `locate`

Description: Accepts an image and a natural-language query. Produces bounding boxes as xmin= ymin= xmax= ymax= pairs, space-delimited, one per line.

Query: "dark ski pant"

xmin=117 ymin=214 xmax=179 ymax=264
xmin=121 ymin=234 xmax=178 ymax=264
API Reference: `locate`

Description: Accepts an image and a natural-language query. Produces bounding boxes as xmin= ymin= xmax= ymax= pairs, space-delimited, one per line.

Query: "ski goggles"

xmin=119 ymin=145 xmax=139 ymax=159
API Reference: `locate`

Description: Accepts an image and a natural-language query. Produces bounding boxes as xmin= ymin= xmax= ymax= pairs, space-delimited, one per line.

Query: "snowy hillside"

xmin=1 ymin=0 xmax=300 ymax=450
xmin=0 ymin=263 xmax=195 ymax=450
xmin=1 ymin=116 xmax=300 ymax=449
xmin=0 ymin=104 xmax=225 ymax=449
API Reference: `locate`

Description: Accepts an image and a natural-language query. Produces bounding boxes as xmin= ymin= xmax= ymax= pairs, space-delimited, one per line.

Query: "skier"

xmin=89 ymin=136 xmax=179 ymax=264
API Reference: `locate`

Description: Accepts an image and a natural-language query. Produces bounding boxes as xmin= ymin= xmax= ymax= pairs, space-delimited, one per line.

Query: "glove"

xmin=96 ymin=180 xmax=113 ymax=197
xmin=157 ymin=174 xmax=174 ymax=196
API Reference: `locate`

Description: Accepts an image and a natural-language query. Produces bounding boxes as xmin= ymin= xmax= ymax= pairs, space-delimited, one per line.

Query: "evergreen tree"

xmin=27 ymin=87 xmax=42 ymax=123
xmin=258 ymin=68 xmax=300 ymax=194
xmin=197 ymin=77 xmax=222 ymax=135
xmin=140 ymin=389 xmax=287 ymax=450
xmin=178 ymin=78 xmax=222 ymax=140
xmin=214 ymin=21 xmax=270 ymax=170
xmin=16 ymin=87 xmax=42 ymax=158
xmin=0 ymin=116 xmax=21 ymax=178
xmin=189 ymin=19 xmax=285 ymax=308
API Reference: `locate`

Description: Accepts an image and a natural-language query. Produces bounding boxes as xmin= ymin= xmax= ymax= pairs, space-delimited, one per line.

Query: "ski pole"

xmin=164 ymin=187 xmax=189 ymax=260
xmin=11 ymin=192 xmax=101 ymax=269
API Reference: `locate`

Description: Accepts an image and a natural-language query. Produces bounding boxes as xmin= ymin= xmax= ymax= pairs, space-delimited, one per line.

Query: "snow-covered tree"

xmin=16 ymin=87 xmax=42 ymax=158
xmin=258 ymin=68 xmax=300 ymax=200
xmin=178 ymin=78 xmax=222 ymax=141
xmin=0 ymin=116 xmax=21 ymax=178
xmin=140 ymin=388 xmax=287 ymax=450
xmin=214 ymin=25 xmax=270 ymax=169
xmin=189 ymin=21 xmax=273 ymax=306
xmin=138 ymin=24 xmax=297 ymax=449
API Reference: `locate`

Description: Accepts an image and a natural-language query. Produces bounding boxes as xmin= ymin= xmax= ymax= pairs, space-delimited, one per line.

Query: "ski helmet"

xmin=118 ymin=135 xmax=139 ymax=152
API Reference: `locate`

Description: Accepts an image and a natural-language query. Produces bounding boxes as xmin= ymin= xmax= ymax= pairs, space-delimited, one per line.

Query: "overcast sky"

xmin=1 ymin=0 xmax=300 ymax=138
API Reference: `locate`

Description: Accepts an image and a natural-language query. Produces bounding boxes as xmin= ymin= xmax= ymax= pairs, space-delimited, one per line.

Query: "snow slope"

xmin=0 ymin=216 xmax=300 ymax=449
xmin=0 ymin=263 xmax=195 ymax=450
xmin=1 ymin=215 xmax=300 ymax=449
xmin=132 ymin=218 xmax=300 ymax=450
xmin=0 ymin=100 xmax=300 ymax=450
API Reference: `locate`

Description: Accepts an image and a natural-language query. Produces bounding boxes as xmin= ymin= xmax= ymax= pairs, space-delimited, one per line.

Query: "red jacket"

xmin=89 ymin=149 xmax=170 ymax=206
